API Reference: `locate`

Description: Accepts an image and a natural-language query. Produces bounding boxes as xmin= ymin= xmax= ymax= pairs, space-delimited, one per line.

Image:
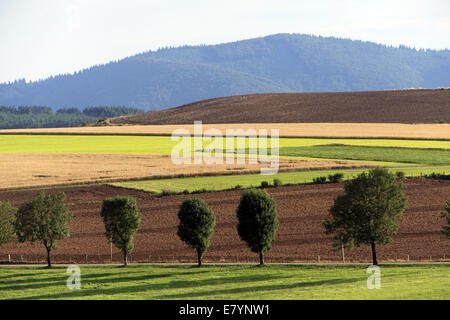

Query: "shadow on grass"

xmin=0 ymin=271 xmax=57 ymax=280
xmin=0 ymin=264 xmax=219 ymax=292
xmin=19 ymin=273 xmax=291 ymax=300
xmin=0 ymin=275 xmax=69 ymax=291
xmin=157 ymin=277 xmax=364 ymax=299
xmin=1 ymin=268 xmax=214 ymax=292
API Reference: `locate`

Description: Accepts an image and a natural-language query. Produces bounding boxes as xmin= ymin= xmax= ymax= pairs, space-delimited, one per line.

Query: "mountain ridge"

xmin=1 ymin=33 xmax=449 ymax=110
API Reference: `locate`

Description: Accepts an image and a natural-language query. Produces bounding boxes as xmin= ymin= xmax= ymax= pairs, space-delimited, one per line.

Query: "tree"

xmin=236 ymin=189 xmax=279 ymax=265
xmin=442 ymin=201 xmax=450 ymax=240
xmin=323 ymin=168 xmax=407 ymax=265
xmin=15 ymin=192 xmax=72 ymax=267
xmin=0 ymin=201 xmax=17 ymax=246
xmin=177 ymin=198 xmax=216 ymax=267
xmin=100 ymin=197 xmax=140 ymax=266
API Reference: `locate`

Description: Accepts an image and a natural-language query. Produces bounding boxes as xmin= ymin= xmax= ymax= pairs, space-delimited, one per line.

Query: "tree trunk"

xmin=259 ymin=251 xmax=264 ymax=265
xmin=46 ymin=246 xmax=51 ymax=268
xmin=197 ymin=249 xmax=202 ymax=267
xmin=123 ymin=250 xmax=128 ymax=267
xmin=371 ymin=242 xmax=378 ymax=266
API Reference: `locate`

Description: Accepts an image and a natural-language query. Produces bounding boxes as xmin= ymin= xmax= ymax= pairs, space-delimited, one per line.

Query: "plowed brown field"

xmin=1 ymin=178 xmax=448 ymax=264
xmin=111 ymin=89 xmax=450 ymax=124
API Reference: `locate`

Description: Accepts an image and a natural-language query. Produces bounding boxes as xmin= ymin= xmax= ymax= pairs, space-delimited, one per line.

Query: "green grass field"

xmin=0 ymin=264 xmax=448 ymax=300
xmin=278 ymin=145 xmax=450 ymax=165
xmin=1 ymin=135 xmax=449 ymax=155
xmin=111 ymin=166 xmax=450 ymax=193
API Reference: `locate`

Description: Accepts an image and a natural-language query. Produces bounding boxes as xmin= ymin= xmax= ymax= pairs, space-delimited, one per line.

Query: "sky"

xmin=0 ymin=0 xmax=449 ymax=83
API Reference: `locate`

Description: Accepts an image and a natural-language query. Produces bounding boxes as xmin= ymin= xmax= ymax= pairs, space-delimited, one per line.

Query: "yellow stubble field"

xmin=1 ymin=123 xmax=449 ymax=139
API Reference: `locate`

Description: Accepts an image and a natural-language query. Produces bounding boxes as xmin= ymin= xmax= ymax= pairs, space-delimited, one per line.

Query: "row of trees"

xmin=178 ymin=189 xmax=279 ymax=267
xmin=0 ymin=193 xmax=142 ymax=268
xmin=147 ymin=168 xmax=450 ymax=266
xmin=0 ymin=105 xmax=143 ymax=129
xmin=0 ymin=168 xmax=449 ymax=267
xmin=178 ymin=168 xmax=410 ymax=266
xmin=0 ymin=105 xmax=143 ymax=117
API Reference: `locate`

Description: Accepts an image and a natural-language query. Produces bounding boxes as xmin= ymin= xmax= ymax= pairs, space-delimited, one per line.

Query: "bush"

xmin=328 ymin=173 xmax=344 ymax=183
xmin=182 ymin=189 xmax=190 ymax=195
xmin=177 ymin=198 xmax=216 ymax=267
xmin=191 ymin=188 xmax=209 ymax=194
xmin=234 ymin=185 xmax=243 ymax=190
xmin=236 ymin=189 xmax=279 ymax=265
xmin=261 ymin=181 xmax=270 ymax=188
xmin=424 ymin=173 xmax=450 ymax=180
xmin=273 ymin=179 xmax=282 ymax=187
xmin=395 ymin=171 xmax=405 ymax=178
xmin=160 ymin=189 xmax=178 ymax=196
xmin=313 ymin=176 xmax=327 ymax=184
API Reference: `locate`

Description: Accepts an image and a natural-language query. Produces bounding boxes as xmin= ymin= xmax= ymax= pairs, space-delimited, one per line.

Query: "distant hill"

xmin=110 ymin=89 xmax=450 ymax=124
xmin=1 ymin=33 xmax=449 ymax=111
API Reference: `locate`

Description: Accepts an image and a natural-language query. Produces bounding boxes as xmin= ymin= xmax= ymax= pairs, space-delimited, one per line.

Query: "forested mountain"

xmin=1 ymin=34 xmax=449 ymax=111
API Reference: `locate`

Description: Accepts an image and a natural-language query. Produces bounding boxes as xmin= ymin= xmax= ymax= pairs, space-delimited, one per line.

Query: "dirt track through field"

xmin=0 ymin=178 xmax=448 ymax=264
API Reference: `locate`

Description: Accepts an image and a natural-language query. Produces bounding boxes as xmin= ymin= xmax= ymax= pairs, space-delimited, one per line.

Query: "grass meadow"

xmin=0 ymin=264 xmax=448 ymax=300
xmin=278 ymin=145 xmax=450 ymax=165
xmin=111 ymin=166 xmax=450 ymax=193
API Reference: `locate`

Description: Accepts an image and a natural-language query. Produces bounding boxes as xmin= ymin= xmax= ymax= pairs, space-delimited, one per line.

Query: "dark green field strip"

xmin=277 ymin=145 xmax=450 ymax=165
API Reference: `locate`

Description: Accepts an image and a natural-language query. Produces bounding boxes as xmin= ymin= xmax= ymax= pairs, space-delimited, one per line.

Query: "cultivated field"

xmin=278 ymin=145 xmax=450 ymax=165
xmin=0 ymin=134 xmax=449 ymax=189
xmin=112 ymin=166 xmax=450 ymax=193
xmin=110 ymin=89 xmax=450 ymax=125
xmin=1 ymin=135 xmax=450 ymax=155
xmin=0 ymin=264 xmax=448 ymax=300
xmin=1 ymin=100 xmax=449 ymax=302
xmin=0 ymin=153 xmax=376 ymax=190
xmin=4 ymin=134 xmax=450 ymax=189
xmin=1 ymin=178 xmax=448 ymax=264
xmin=2 ymin=123 xmax=450 ymax=140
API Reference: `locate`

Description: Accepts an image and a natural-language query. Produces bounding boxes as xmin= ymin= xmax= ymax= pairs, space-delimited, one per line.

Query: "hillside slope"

xmin=1 ymin=34 xmax=449 ymax=110
xmin=110 ymin=89 xmax=450 ymax=124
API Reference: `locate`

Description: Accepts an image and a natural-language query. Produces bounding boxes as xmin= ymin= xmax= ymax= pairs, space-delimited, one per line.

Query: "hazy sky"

xmin=1 ymin=0 xmax=449 ymax=83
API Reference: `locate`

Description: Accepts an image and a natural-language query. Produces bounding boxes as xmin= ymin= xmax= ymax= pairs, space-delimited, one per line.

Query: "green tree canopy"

xmin=323 ymin=167 xmax=408 ymax=265
xmin=177 ymin=197 xmax=216 ymax=267
xmin=0 ymin=201 xmax=17 ymax=246
xmin=100 ymin=196 xmax=140 ymax=266
xmin=442 ymin=201 xmax=450 ymax=240
xmin=15 ymin=192 xmax=72 ymax=267
xmin=236 ymin=189 xmax=279 ymax=265
xmin=0 ymin=105 xmax=143 ymax=129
